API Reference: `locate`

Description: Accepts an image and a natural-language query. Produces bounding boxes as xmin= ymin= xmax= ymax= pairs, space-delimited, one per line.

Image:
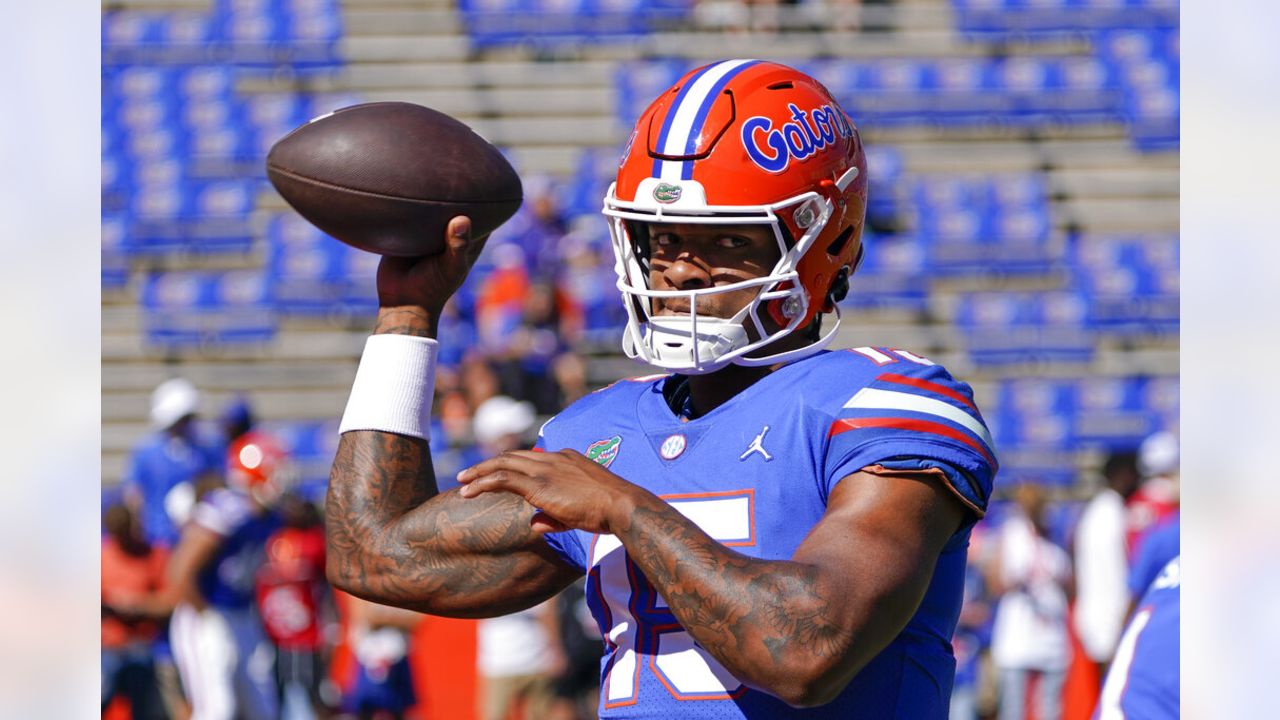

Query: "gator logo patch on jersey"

xmin=586 ymin=435 xmax=622 ymax=468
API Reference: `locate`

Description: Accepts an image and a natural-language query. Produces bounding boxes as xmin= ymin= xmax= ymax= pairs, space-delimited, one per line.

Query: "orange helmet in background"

xmin=605 ymin=59 xmax=868 ymax=374
xmin=227 ymin=432 xmax=294 ymax=505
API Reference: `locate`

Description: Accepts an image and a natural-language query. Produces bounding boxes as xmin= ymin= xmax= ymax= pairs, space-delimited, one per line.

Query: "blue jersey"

xmin=189 ymin=488 xmax=280 ymax=610
xmin=1127 ymin=513 xmax=1179 ymax=597
xmin=1096 ymin=556 xmax=1179 ymax=720
xmin=123 ymin=431 xmax=225 ymax=546
xmin=538 ymin=348 xmax=997 ymax=718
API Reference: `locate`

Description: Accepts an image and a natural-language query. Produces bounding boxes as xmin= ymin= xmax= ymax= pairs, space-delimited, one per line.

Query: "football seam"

xmin=266 ymin=164 xmax=522 ymax=204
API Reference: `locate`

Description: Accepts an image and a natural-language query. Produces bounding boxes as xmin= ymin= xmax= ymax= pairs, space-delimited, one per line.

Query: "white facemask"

xmin=605 ymin=178 xmax=845 ymax=374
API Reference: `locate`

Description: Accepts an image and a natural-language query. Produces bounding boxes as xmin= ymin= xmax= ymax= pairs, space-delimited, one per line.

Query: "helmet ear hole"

xmin=825 ymin=226 xmax=855 ymax=257
xmin=826 ymin=266 xmax=851 ymax=309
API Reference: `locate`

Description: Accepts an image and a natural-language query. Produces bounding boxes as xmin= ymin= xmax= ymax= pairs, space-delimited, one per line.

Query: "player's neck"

xmin=684 ymin=364 xmax=773 ymax=419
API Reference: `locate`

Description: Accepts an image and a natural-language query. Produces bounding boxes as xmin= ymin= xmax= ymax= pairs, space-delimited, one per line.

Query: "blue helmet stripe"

xmin=680 ymin=60 xmax=762 ymax=180
xmin=650 ymin=62 xmax=720 ymax=179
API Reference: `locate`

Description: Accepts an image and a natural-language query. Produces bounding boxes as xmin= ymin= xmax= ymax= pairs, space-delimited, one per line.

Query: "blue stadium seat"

xmin=993 ymin=378 xmax=1077 ymax=447
xmin=1141 ymin=375 xmax=1178 ymax=431
xmin=989 ymin=377 xmax=1078 ymax=485
xmin=1072 ymin=375 xmax=1167 ymax=448
xmin=1097 ymin=29 xmax=1179 ymax=149
xmin=914 ymin=174 xmax=1058 ymax=276
xmin=103 ymin=214 xmax=130 ymax=290
xmin=953 ymin=290 xmax=1094 ymax=366
xmin=265 ymin=212 xmax=349 ymax=314
xmin=461 ymin=0 xmax=691 ymax=50
xmin=952 ymin=0 xmax=1176 ymax=40
xmin=864 ymin=144 xmax=904 ymax=231
xmin=841 ymin=233 xmax=929 ymax=314
xmin=128 ymin=178 xmax=260 ymax=255
xmin=566 ymin=147 xmax=621 ymax=220
xmin=142 ymin=270 xmax=276 ymax=346
xmin=337 ymin=245 xmax=382 ymax=314
xmin=614 ymin=60 xmax=687 ymax=124
xmin=1072 ymin=234 xmax=1178 ymax=336
xmin=928 ymin=57 xmax=1010 ymax=122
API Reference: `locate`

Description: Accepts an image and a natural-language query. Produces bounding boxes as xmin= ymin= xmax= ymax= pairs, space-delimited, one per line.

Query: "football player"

xmin=326 ymin=60 xmax=996 ymax=718
xmin=166 ymin=435 xmax=292 ymax=720
xmin=1095 ymin=556 xmax=1179 ymax=719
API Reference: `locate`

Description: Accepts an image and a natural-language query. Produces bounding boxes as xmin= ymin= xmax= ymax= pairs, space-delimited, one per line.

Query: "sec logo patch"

xmin=659 ymin=434 xmax=687 ymax=460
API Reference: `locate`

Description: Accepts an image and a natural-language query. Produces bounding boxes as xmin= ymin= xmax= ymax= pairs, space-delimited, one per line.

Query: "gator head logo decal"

xmin=585 ymin=435 xmax=622 ymax=468
xmin=653 ymin=182 xmax=682 ymax=204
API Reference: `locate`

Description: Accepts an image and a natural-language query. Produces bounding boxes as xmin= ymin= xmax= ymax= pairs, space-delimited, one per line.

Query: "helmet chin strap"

xmin=642 ymin=316 xmax=750 ymax=374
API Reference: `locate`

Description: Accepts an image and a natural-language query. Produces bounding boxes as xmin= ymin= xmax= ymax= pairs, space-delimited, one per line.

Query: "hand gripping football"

xmin=266 ymin=102 xmax=523 ymax=257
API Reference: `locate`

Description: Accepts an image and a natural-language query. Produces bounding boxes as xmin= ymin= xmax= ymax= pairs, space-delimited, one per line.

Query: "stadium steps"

xmin=344 ymin=8 xmax=462 ymax=36
xmin=102 ymin=0 xmax=1179 ymax=487
xmin=280 ymin=58 xmax=619 ymax=92
xmin=356 ymin=86 xmax=614 ymax=118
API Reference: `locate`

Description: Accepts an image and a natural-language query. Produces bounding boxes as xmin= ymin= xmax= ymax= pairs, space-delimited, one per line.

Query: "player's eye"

xmin=716 ymin=235 xmax=751 ymax=249
xmin=653 ymin=233 xmax=680 ymax=247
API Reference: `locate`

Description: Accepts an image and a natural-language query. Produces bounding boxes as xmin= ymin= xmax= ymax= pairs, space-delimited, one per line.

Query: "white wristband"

xmin=339 ymin=334 xmax=439 ymax=440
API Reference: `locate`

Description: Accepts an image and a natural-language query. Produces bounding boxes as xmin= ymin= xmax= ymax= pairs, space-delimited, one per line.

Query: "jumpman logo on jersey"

xmin=739 ymin=425 xmax=773 ymax=462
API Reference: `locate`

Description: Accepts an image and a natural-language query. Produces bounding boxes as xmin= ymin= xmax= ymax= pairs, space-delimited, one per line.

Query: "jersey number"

xmin=588 ymin=491 xmax=754 ymax=707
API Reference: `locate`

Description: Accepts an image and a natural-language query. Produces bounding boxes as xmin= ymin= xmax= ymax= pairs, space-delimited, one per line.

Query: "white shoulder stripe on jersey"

xmin=843 ymin=387 xmax=995 ymax=450
xmin=657 ymin=59 xmax=757 ymax=181
xmin=851 ymin=347 xmax=894 ymax=364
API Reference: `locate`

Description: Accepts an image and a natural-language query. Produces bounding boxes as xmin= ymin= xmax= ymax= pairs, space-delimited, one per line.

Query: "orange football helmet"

xmin=227 ymin=432 xmax=294 ymax=505
xmin=604 ymin=59 xmax=868 ymax=373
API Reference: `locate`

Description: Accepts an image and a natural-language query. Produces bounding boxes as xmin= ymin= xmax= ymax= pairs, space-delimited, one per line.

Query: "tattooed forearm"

xmin=325 ymin=430 xmax=577 ymax=617
xmin=373 ymin=306 xmax=437 ymax=337
xmin=613 ymin=495 xmax=852 ymax=703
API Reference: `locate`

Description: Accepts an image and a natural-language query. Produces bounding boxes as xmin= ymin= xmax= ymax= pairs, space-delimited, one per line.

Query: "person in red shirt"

xmin=101 ymin=503 xmax=171 ymax=720
xmin=256 ymin=492 xmax=333 ymax=718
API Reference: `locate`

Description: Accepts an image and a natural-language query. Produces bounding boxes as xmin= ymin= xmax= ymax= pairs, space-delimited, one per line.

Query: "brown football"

xmin=266 ymin=102 xmax=523 ymax=257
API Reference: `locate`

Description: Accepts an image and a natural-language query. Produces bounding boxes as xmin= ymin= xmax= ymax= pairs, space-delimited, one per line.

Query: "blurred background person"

xmin=102 ymin=502 xmax=171 ymax=720
xmin=123 ymin=377 xmax=224 ymax=550
xmin=471 ymin=395 xmax=565 ymax=720
xmin=950 ymin=522 xmax=997 ymax=720
xmin=121 ymin=377 xmax=226 ymax=718
xmin=166 ymin=434 xmax=292 ymax=720
xmin=255 ymin=492 xmax=333 ymax=720
xmin=502 ymin=281 xmax=574 ymax=414
xmin=1072 ymin=451 xmax=1139 ymax=682
xmin=989 ymin=483 xmax=1073 ymax=720
xmin=546 ymin=579 xmax=601 ymax=720
xmin=1126 ymin=431 xmax=1179 ymax=557
xmin=220 ymin=395 xmax=256 ymax=450
xmin=477 ymin=600 xmax=564 ymax=720
xmin=342 ymin=596 xmax=422 ymax=720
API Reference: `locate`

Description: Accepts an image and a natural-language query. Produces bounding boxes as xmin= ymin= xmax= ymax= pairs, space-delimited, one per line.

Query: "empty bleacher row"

xmin=102 ymin=0 xmax=1179 ymax=491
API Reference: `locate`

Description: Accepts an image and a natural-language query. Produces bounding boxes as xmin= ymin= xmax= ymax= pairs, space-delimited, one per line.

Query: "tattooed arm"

xmin=457 ymin=450 xmax=967 ymax=707
xmin=325 ymin=218 xmax=581 ymax=618
xmin=615 ymin=468 xmax=965 ymax=706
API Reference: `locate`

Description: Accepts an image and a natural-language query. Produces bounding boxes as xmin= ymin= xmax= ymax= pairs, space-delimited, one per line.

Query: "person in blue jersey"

xmin=164 ymin=434 xmax=292 ymax=720
xmin=325 ymin=60 xmax=996 ymax=719
xmin=123 ymin=377 xmax=226 ymax=548
xmin=1094 ymin=556 xmax=1179 ymax=719
xmin=1127 ymin=512 xmax=1179 ymax=600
